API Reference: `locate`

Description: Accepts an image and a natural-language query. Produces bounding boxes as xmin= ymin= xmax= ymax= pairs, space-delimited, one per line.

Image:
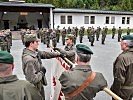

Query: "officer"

xmin=118 ymin=27 xmax=123 ymax=42
xmin=0 ymin=51 xmax=43 ymax=100
xmin=59 ymin=44 xmax=107 ymax=100
xmin=54 ymin=34 xmax=76 ymax=64
xmin=112 ymin=26 xmax=116 ymax=39
xmin=127 ymin=27 xmax=131 ymax=35
xmin=111 ymin=35 xmax=133 ymax=100
xmin=22 ymin=34 xmax=64 ymax=100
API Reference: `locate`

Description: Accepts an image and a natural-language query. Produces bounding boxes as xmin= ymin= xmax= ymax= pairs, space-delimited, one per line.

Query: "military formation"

xmin=0 ymin=29 xmax=12 ymax=52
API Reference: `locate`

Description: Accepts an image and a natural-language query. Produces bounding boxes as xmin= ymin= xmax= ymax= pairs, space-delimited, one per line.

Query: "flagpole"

xmin=50 ymin=44 xmax=123 ymax=100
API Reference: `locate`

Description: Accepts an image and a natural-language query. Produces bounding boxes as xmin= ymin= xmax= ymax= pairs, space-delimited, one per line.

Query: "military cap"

xmin=65 ymin=34 xmax=74 ymax=40
xmin=121 ymin=35 xmax=133 ymax=40
xmin=76 ymin=44 xmax=93 ymax=54
xmin=24 ymin=34 xmax=38 ymax=42
xmin=0 ymin=51 xmax=13 ymax=64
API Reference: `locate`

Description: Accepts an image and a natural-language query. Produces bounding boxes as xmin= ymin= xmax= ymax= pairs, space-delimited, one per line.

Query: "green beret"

xmin=0 ymin=51 xmax=13 ymax=64
xmin=65 ymin=34 xmax=74 ymax=40
xmin=76 ymin=44 xmax=93 ymax=54
xmin=24 ymin=34 xmax=38 ymax=42
xmin=121 ymin=35 xmax=133 ymax=40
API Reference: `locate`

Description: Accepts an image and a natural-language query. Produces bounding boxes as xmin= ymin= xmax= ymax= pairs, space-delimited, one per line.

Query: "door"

xmin=37 ymin=19 xmax=42 ymax=29
xmin=3 ymin=20 xmax=9 ymax=29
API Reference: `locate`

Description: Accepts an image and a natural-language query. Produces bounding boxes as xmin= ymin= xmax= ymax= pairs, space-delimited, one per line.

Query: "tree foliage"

xmin=2 ymin=0 xmax=133 ymax=11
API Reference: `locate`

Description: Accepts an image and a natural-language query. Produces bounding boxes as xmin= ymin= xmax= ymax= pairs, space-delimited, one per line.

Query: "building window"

xmin=111 ymin=17 xmax=115 ymax=24
xmin=127 ymin=17 xmax=130 ymax=24
xmin=61 ymin=16 xmax=66 ymax=24
xmin=90 ymin=16 xmax=95 ymax=24
xmin=106 ymin=17 xmax=109 ymax=24
xmin=84 ymin=16 xmax=89 ymax=24
xmin=67 ymin=16 xmax=72 ymax=24
xmin=122 ymin=17 xmax=125 ymax=24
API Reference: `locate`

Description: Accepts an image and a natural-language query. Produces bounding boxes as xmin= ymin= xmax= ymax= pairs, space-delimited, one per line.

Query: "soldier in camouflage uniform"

xmin=61 ymin=27 xmax=67 ymax=45
xmin=87 ymin=27 xmax=91 ymax=41
xmin=96 ymin=27 xmax=101 ymax=41
xmin=79 ymin=27 xmax=84 ymax=43
xmin=56 ymin=26 xmax=60 ymax=43
xmin=51 ymin=29 xmax=57 ymax=48
xmin=127 ymin=27 xmax=131 ymax=35
xmin=112 ymin=26 xmax=116 ymax=39
xmin=71 ymin=27 xmax=77 ymax=44
xmin=118 ymin=27 xmax=123 ymax=42
xmin=20 ymin=29 xmax=26 ymax=45
xmin=0 ymin=31 xmax=8 ymax=51
xmin=101 ymin=27 xmax=106 ymax=45
xmin=67 ymin=26 xmax=71 ymax=34
xmin=89 ymin=28 xmax=95 ymax=46
xmin=45 ymin=29 xmax=51 ymax=48
xmin=75 ymin=26 xmax=78 ymax=37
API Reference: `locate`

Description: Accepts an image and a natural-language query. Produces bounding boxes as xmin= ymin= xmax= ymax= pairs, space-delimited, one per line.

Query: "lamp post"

xmin=84 ymin=4 xmax=86 ymax=9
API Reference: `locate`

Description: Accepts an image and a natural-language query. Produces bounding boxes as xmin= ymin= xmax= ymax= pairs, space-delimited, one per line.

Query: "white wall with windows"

xmin=54 ymin=12 xmax=133 ymax=29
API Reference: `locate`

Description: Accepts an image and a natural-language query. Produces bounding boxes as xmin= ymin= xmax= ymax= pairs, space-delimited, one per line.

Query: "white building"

xmin=53 ymin=8 xmax=133 ymax=29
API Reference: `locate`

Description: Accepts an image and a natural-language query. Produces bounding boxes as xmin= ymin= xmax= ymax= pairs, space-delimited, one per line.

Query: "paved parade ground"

xmin=11 ymin=33 xmax=126 ymax=100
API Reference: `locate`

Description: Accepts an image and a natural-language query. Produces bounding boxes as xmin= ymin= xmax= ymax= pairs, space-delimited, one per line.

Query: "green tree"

xmin=121 ymin=0 xmax=131 ymax=11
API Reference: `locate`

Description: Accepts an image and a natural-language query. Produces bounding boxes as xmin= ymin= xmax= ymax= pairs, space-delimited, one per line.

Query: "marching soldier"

xmin=67 ymin=26 xmax=71 ymax=34
xmin=127 ymin=27 xmax=131 ymax=35
xmin=112 ymin=26 xmax=116 ymax=39
xmin=61 ymin=27 xmax=67 ymax=45
xmin=118 ymin=27 xmax=123 ymax=42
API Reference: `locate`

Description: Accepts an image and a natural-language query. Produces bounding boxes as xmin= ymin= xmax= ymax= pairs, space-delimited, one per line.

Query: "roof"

xmin=53 ymin=8 xmax=133 ymax=15
xmin=0 ymin=2 xmax=54 ymax=12
xmin=0 ymin=2 xmax=54 ymax=8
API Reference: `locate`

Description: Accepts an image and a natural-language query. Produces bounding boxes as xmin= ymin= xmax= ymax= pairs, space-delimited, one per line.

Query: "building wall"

xmin=54 ymin=13 xmax=133 ymax=29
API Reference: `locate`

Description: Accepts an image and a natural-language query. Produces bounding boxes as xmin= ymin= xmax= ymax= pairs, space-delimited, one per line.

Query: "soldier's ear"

xmin=11 ymin=64 xmax=14 ymax=70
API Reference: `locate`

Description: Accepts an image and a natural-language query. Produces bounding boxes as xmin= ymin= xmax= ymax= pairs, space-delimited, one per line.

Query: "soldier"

xmin=0 ymin=31 xmax=8 ymax=51
xmin=111 ymin=35 xmax=133 ymax=100
xmin=127 ymin=27 xmax=131 ymax=35
xmin=61 ymin=27 xmax=67 ymax=45
xmin=0 ymin=51 xmax=43 ymax=100
xmin=95 ymin=27 xmax=101 ymax=41
xmin=50 ymin=30 xmax=57 ymax=48
xmin=105 ymin=26 xmax=108 ymax=35
xmin=59 ymin=44 xmax=107 ymax=100
xmin=75 ymin=26 xmax=78 ymax=37
xmin=71 ymin=27 xmax=76 ymax=44
xmin=45 ymin=29 xmax=51 ymax=48
xmin=87 ymin=27 xmax=91 ymax=41
xmin=112 ymin=26 xmax=116 ymax=39
xmin=118 ymin=27 xmax=123 ymax=42
xmin=89 ymin=27 xmax=95 ymax=46
xmin=20 ymin=29 xmax=26 ymax=45
xmin=101 ymin=27 xmax=106 ymax=45
xmin=56 ymin=25 xmax=60 ymax=43
xmin=22 ymin=34 xmax=64 ymax=100
xmin=67 ymin=26 xmax=71 ymax=34
xmin=53 ymin=34 xmax=76 ymax=64
xmin=79 ymin=27 xmax=84 ymax=43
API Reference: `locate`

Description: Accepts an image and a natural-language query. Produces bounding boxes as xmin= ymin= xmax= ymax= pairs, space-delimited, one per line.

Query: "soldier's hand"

xmin=41 ymin=67 xmax=46 ymax=75
xmin=60 ymin=53 xmax=66 ymax=60
xmin=53 ymin=47 xmax=60 ymax=52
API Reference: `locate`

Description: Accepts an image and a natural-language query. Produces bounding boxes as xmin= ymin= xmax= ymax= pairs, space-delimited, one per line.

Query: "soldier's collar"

xmin=74 ymin=65 xmax=92 ymax=71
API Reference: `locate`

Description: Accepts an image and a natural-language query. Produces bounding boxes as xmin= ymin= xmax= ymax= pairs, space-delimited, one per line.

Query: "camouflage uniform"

xmin=61 ymin=27 xmax=67 ymax=45
xmin=118 ymin=27 xmax=122 ymax=42
xmin=89 ymin=28 xmax=95 ymax=46
xmin=79 ymin=27 xmax=84 ymax=43
xmin=50 ymin=30 xmax=57 ymax=48
xmin=127 ymin=27 xmax=131 ymax=35
xmin=101 ymin=28 xmax=106 ymax=44
xmin=112 ymin=26 xmax=116 ymax=39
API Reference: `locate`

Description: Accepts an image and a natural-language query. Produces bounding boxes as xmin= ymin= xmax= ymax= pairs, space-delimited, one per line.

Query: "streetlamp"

xmin=84 ymin=4 xmax=86 ymax=9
